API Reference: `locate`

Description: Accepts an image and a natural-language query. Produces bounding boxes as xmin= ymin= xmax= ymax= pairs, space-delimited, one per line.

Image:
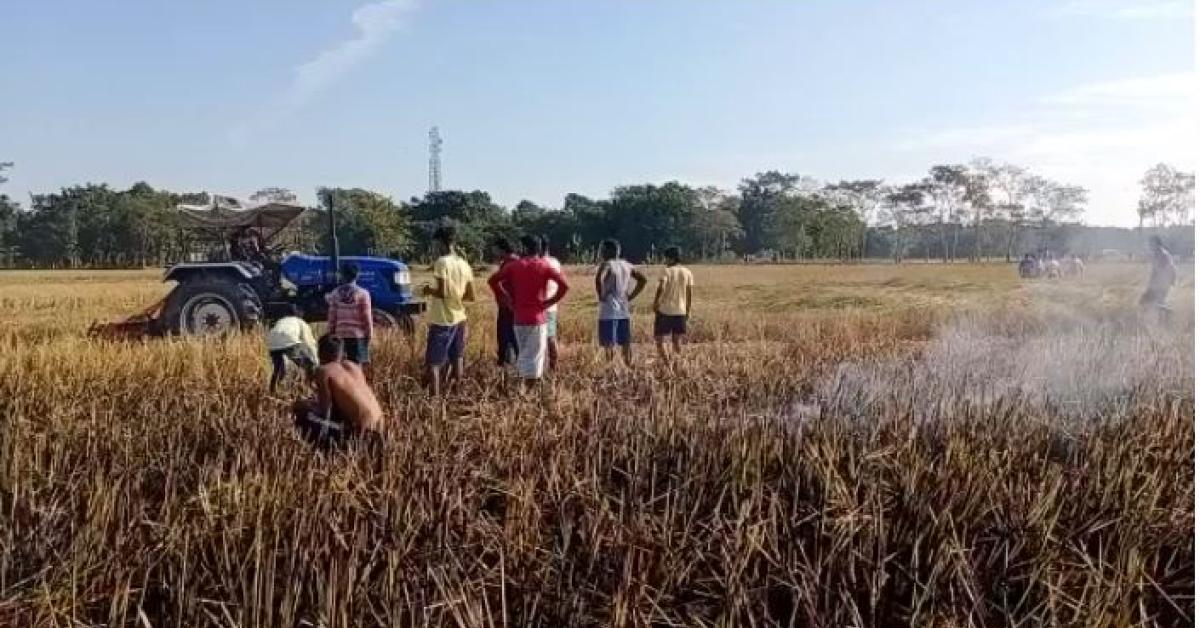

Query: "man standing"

xmin=1139 ymin=235 xmax=1177 ymax=324
xmin=422 ymin=225 xmax=475 ymax=396
xmin=539 ymin=235 xmax=564 ymax=371
xmin=594 ymin=239 xmax=646 ymax=366
xmin=489 ymin=238 xmax=520 ymax=368
xmin=293 ymin=334 xmax=383 ymax=451
xmin=326 ymin=263 xmax=373 ymax=365
xmin=652 ymin=246 xmax=694 ymax=366
xmin=488 ymin=235 xmax=570 ymax=385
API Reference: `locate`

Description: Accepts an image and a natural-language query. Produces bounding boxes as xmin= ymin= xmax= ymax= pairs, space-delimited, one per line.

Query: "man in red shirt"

xmin=487 ymin=235 xmax=570 ymax=383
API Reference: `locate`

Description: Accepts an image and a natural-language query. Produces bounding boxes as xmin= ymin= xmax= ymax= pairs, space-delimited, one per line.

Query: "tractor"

xmin=91 ymin=195 xmax=424 ymax=339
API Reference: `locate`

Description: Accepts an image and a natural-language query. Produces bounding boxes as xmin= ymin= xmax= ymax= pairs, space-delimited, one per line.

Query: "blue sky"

xmin=1 ymin=0 xmax=1193 ymax=226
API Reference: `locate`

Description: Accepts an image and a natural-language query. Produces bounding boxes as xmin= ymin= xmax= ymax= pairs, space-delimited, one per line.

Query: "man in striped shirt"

xmin=325 ymin=263 xmax=374 ymax=365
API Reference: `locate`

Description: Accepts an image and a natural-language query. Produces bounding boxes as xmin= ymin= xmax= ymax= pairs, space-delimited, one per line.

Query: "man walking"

xmin=1139 ymin=235 xmax=1177 ymax=325
xmin=594 ymin=239 xmax=646 ymax=367
xmin=652 ymin=246 xmax=693 ymax=366
xmin=326 ymin=263 xmax=373 ymax=366
xmin=539 ymin=235 xmax=564 ymax=371
xmin=422 ymin=225 xmax=475 ymax=396
xmin=490 ymin=238 xmax=520 ymax=368
xmin=488 ymin=235 xmax=570 ymax=385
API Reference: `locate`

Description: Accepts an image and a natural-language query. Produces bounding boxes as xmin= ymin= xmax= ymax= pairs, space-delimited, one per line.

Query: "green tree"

xmin=737 ymin=171 xmax=799 ymax=254
xmin=972 ymin=158 xmax=1027 ymax=262
xmin=0 ymin=194 xmax=18 ymax=266
xmin=883 ymin=183 xmax=930 ymax=262
xmin=512 ymin=199 xmax=581 ymax=259
xmin=925 ymin=165 xmax=976 ymax=262
xmin=686 ymin=187 xmax=742 ymax=260
xmin=822 ymin=179 xmax=882 ymax=260
xmin=409 ymin=190 xmax=510 ymax=261
xmin=563 ymin=193 xmax=613 ymax=260
xmin=316 ymin=188 xmax=411 ymax=258
xmin=1024 ymin=178 xmax=1087 ymax=250
xmin=770 ymin=193 xmax=863 ymax=260
xmin=1138 ymin=163 xmax=1195 ymax=227
xmin=608 ymin=181 xmax=700 ymax=261
xmin=114 ymin=182 xmax=177 ymax=266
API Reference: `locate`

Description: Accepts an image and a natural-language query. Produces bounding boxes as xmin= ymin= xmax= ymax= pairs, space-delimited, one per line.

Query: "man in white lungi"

xmin=488 ymin=235 xmax=570 ymax=384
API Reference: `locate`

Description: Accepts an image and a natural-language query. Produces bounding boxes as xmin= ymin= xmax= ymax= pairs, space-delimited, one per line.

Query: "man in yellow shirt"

xmin=422 ymin=225 xmax=475 ymax=396
xmin=652 ymin=246 xmax=694 ymax=365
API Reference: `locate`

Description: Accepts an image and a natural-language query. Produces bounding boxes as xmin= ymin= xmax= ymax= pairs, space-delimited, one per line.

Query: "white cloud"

xmin=286 ymin=0 xmax=418 ymax=107
xmin=1048 ymin=0 xmax=1193 ymax=20
xmin=230 ymin=0 xmax=420 ymax=144
xmin=889 ymin=72 xmax=1196 ymax=226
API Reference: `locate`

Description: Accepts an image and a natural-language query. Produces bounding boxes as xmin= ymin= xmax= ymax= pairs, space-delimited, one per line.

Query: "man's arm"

xmin=424 ymin=259 xmax=448 ymax=298
xmin=326 ymin=294 xmax=338 ymax=331
xmin=653 ymin=279 xmax=664 ymax=313
xmin=594 ymin=264 xmax=606 ymax=301
xmin=685 ymin=285 xmax=693 ymax=318
xmin=542 ymin=269 xmax=570 ymax=310
xmin=628 ymin=267 xmax=648 ymax=302
xmin=360 ymin=291 xmax=374 ymax=339
xmin=424 ymin=277 xmax=447 ymax=299
xmin=488 ymin=269 xmax=512 ymax=309
xmin=464 ymin=276 xmax=477 ymax=302
xmin=315 ymin=371 xmax=333 ymax=420
xmin=301 ymin=321 xmax=317 ymax=349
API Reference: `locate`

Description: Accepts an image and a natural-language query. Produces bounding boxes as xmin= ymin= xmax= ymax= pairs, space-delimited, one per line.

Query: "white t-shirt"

xmin=543 ymin=256 xmax=563 ymax=313
xmin=267 ymin=316 xmax=317 ymax=353
xmin=598 ymin=259 xmax=635 ymax=321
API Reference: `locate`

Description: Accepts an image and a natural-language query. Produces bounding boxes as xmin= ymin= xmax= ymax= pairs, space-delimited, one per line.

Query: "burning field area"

xmin=0 ymin=262 xmax=1192 ymax=626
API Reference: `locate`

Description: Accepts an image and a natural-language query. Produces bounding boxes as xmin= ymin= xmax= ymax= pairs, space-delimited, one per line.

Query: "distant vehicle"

xmin=91 ymin=197 xmax=424 ymax=339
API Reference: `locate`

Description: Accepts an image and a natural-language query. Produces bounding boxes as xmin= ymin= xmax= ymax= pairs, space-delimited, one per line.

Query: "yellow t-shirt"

xmin=429 ymin=253 xmax=474 ymax=326
xmin=656 ymin=265 xmax=694 ymax=316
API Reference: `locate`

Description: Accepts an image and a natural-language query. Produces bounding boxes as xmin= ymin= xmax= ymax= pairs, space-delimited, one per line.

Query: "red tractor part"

xmin=87 ymin=297 xmax=165 ymax=340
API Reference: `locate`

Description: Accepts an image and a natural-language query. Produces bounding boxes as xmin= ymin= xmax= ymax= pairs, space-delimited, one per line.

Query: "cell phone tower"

xmin=428 ymin=126 xmax=443 ymax=193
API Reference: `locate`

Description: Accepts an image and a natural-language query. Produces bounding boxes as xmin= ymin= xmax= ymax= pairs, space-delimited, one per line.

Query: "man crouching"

xmin=293 ymin=334 xmax=383 ymax=451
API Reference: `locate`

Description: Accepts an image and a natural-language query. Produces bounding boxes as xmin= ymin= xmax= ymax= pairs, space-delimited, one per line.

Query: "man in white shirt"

xmin=539 ymin=235 xmax=564 ymax=371
xmin=266 ymin=304 xmax=317 ymax=394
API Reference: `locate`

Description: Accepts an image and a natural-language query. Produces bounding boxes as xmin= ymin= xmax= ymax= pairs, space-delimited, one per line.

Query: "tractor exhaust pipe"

xmin=326 ymin=189 xmax=340 ymax=284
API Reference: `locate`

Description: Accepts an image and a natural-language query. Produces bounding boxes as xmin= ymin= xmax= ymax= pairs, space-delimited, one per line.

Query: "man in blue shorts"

xmin=422 ymin=225 xmax=475 ymax=396
xmin=594 ymin=238 xmax=646 ymax=366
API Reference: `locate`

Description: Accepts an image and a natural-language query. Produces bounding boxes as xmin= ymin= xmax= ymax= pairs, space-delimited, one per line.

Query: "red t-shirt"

xmin=488 ymin=256 xmax=568 ymax=325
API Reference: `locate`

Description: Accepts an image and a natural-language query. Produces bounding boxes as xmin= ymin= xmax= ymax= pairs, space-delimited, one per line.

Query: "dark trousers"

xmin=269 ymin=344 xmax=316 ymax=393
xmin=497 ymin=308 xmax=519 ymax=366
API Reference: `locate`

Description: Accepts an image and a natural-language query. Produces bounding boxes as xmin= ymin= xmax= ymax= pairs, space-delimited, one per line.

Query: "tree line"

xmin=0 ymin=159 xmax=1192 ymax=268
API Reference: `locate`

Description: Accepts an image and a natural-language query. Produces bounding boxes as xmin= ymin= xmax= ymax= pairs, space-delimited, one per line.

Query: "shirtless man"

xmin=293 ymin=334 xmax=383 ymax=450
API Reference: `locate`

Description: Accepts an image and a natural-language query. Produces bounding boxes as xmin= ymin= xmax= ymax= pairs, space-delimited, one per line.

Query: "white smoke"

xmin=230 ymin=0 xmax=420 ymax=143
xmin=801 ymin=308 xmax=1193 ymax=429
xmin=286 ymin=0 xmax=418 ymax=108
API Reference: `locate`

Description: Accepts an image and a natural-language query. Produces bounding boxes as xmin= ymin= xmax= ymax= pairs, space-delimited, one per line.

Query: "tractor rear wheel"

xmin=161 ymin=280 xmax=262 ymax=337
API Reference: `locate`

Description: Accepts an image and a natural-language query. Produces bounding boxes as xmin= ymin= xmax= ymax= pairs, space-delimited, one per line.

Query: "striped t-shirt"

xmin=326 ymin=283 xmax=373 ymax=339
